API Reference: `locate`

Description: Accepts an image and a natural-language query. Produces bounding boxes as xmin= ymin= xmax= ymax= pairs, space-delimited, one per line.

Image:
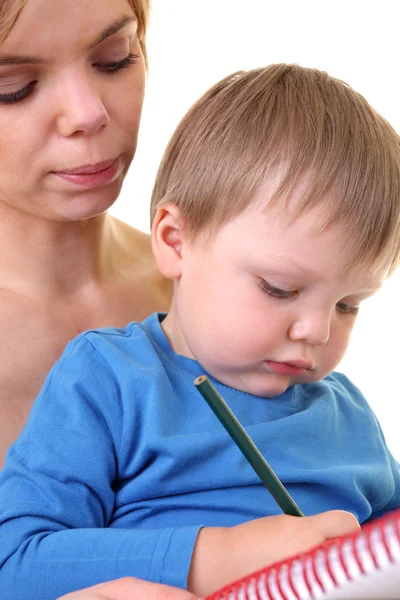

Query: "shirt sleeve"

xmin=0 ymin=337 xmax=201 ymax=599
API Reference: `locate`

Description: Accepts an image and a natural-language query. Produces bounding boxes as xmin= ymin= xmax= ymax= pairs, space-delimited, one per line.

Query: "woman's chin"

xmin=48 ymin=183 xmax=123 ymax=222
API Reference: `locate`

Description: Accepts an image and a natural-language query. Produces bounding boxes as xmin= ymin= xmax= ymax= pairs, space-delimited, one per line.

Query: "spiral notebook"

xmin=205 ymin=507 xmax=400 ymax=600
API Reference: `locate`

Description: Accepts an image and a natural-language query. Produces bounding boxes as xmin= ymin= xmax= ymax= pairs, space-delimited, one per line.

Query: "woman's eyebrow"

xmin=87 ymin=14 xmax=137 ymax=50
xmin=0 ymin=54 xmax=42 ymax=66
xmin=0 ymin=15 xmax=137 ymax=66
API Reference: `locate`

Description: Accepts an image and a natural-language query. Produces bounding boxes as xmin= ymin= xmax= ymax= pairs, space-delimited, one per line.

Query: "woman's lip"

xmin=51 ymin=158 xmax=120 ymax=188
xmin=54 ymin=159 xmax=116 ymax=175
xmin=265 ymin=360 xmax=313 ymax=376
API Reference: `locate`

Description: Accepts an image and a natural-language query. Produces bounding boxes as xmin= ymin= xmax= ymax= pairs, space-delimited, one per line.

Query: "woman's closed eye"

xmin=0 ymin=81 xmax=37 ymax=104
xmin=258 ymin=279 xmax=298 ymax=300
xmin=94 ymin=52 xmax=140 ymax=73
xmin=0 ymin=52 xmax=140 ymax=105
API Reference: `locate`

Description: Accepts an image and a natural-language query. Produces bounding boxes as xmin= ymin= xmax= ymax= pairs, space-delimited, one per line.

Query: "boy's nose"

xmin=288 ymin=311 xmax=331 ymax=345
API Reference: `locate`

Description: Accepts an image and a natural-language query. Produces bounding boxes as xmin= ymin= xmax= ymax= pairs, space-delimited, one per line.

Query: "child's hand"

xmin=188 ymin=510 xmax=360 ymax=596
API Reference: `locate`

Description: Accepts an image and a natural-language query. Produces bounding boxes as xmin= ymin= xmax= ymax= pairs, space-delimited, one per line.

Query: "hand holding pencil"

xmin=188 ymin=507 xmax=360 ymax=596
xmin=187 ymin=375 xmax=360 ymax=597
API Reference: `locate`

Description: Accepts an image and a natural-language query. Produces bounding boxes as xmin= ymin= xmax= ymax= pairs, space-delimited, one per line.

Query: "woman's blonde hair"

xmin=0 ymin=0 xmax=151 ymax=66
xmin=0 ymin=0 xmax=24 ymax=46
xmin=151 ymin=64 xmax=400 ymax=276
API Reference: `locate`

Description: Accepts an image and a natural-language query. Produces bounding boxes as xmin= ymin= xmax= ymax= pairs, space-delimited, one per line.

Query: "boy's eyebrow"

xmin=268 ymin=256 xmax=323 ymax=280
xmin=295 ymin=262 xmax=381 ymax=290
xmin=269 ymin=256 xmax=382 ymax=291
xmin=0 ymin=15 xmax=137 ymax=67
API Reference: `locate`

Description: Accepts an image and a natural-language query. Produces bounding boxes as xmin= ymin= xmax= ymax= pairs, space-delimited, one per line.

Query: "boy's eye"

xmin=336 ymin=301 xmax=359 ymax=316
xmin=258 ymin=279 xmax=297 ymax=300
xmin=95 ymin=52 xmax=140 ymax=73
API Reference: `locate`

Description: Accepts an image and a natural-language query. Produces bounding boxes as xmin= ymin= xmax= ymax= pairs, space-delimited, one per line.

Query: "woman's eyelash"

xmin=0 ymin=81 xmax=37 ymax=105
xmin=258 ymin=279 xmax=297 ymax=299
xmin=98 ymin=52 xmax=140 ymax=73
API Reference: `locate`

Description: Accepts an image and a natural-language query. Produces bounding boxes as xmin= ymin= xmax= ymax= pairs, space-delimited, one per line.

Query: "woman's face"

xmin=0 ymin=0 xmax=146 ymax=222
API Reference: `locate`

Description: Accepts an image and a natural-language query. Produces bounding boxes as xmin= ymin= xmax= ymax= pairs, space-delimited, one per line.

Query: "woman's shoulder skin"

xmin=110 ymin=216 xmax=173 ymax=311
xmin=0 ymin=217 xmax=172 ymax=468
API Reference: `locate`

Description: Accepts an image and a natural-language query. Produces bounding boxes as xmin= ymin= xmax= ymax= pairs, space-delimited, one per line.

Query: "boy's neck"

xmin=160 ymin=304 xmax=194 ymax=359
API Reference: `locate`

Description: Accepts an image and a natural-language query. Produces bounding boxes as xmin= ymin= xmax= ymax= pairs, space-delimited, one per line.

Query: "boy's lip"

xmin=265 ymin=360 xmax=313 ymax=376
xmin=280 ymin=359 xmax=313 ymax=369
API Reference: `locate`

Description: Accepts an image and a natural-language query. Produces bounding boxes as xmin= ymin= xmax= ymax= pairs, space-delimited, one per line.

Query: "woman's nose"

xmin=54 ymin=75 xmax=110 ymax=138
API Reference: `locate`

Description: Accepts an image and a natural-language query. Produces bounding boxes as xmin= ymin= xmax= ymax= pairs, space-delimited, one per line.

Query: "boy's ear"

xmin=151 ymin=202 xmax=186 ymax=279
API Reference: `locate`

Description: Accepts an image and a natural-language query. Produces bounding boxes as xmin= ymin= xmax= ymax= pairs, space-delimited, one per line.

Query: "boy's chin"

xmin=217 ymin=371 xmax=295 ymax=399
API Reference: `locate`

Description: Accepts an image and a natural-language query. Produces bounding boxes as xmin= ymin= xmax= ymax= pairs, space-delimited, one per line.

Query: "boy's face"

xmin=161 ymin=193 xmax=384 ymax=398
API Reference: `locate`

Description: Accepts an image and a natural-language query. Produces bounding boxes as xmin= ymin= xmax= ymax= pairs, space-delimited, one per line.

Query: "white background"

xmin=111 ymin=0 xmax=400 ymax=457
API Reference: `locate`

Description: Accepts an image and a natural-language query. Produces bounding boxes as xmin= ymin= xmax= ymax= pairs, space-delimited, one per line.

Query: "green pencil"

xmin=194 ymin=375 xmax=304 ymax=517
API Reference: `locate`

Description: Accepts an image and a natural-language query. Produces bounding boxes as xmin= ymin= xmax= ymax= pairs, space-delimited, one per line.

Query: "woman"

xmin=0 ymin=1 xmax=188 ymax=598
xmin=0 ymin=0 xmax=171 ymax=467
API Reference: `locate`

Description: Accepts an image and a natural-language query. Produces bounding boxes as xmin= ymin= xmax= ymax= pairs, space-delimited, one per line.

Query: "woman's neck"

xmin=0 ymin=206 xmax=116 ymax=298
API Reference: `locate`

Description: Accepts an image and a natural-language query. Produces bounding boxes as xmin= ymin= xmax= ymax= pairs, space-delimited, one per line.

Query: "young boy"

xmin=0 ymin=64 xmax=399 ymax=600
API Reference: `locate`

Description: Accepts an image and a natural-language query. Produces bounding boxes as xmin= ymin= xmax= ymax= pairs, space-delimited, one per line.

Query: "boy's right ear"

xmin=151 ymin=202 xmax=186 ymax=280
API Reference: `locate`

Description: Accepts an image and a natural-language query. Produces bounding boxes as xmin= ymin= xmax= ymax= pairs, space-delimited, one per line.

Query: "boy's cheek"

xmin=322 ymin=335 xmax=351 ymax=373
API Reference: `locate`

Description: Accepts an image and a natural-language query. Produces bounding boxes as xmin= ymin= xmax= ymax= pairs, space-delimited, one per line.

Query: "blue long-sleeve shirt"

xmin=1 ymin=312 xmax=399 ymax=599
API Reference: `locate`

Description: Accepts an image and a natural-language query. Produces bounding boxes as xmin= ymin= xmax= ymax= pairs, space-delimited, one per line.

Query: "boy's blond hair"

xmin=0 ymin=0 xmax=151 ymax=67
xmin=151 ymin=64 xmax=400 ymax=275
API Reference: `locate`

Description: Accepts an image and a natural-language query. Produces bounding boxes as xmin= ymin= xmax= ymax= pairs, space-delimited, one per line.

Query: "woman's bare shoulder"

xmin=110 ymin=217 xmax=173 ymax=309
xmin=111 ymin=217 xmax=154 ymax=262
